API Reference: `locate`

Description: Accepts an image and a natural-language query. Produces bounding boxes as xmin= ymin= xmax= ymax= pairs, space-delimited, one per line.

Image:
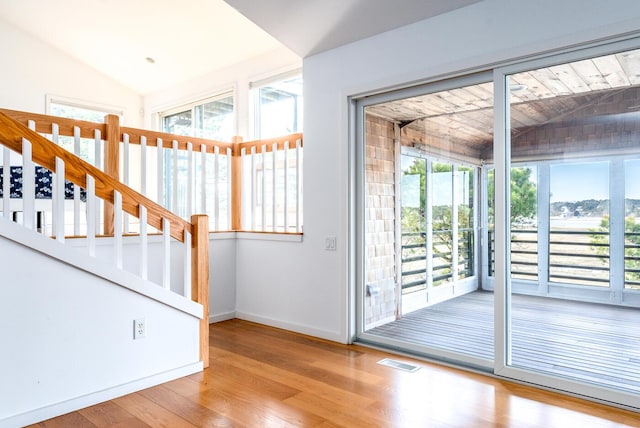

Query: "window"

xmin=159 ymin=92 xmax=234 ymax=224
xmin=46 ymin=96 xmax=122 ymax=166
xmin=47 ymin=96 xmax=123 ymax=123
xmin=160 ymin=92 xmax=234 ymax=141
xmin=251 ymin=71 xmax=303 ymax=139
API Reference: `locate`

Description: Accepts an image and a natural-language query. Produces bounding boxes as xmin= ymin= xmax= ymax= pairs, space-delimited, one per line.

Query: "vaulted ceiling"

xmin=0 ymin=0 xmax=484 ymax=94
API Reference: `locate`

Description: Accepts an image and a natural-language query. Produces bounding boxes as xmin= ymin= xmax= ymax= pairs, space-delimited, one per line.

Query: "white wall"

xmin=209 ymin=234 xmax=237 ymax=322
xmin=0 ymin=234 xmax=201 ymax=427
xmin=143 ymin=46 xmax=300 ymax=138
xmin=234 ymin=0 xmax=640 ymax=343
xmin=0 ymin=17 xmax=142 ymax=127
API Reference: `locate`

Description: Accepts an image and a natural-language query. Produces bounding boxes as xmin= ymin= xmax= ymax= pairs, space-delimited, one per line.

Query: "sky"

xmin=400 ymin=156 xmax=640 ymax=205
xmin=549 ymin=162 xmax=609 ymax=203
xmin=550 ymin=160 xmax=640 ymax=202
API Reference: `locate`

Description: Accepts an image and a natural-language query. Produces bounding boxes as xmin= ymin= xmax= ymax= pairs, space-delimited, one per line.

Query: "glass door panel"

xmin=432 ymin=162 xmax=453 ymax=286
xmin=360 ymin=77 xmax=494 ymax=366
xmin=505 ymin=47 xmax=640 ymax=399
xmin=625 ymin=159 xmax=640 ymax=290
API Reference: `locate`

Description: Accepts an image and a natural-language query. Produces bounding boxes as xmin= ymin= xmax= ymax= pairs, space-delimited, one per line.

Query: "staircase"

xmin=0 ymin=111 xmax=209 ymax=427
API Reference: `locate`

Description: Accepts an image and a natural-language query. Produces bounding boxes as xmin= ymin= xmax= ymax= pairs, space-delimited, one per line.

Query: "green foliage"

xmin=487 ymin=167 xmax=537 ymax=227
xmin=400 ymin=158 xmax=474 ymax=283
xmin=592 ymin=216 xmax=640 ymax=286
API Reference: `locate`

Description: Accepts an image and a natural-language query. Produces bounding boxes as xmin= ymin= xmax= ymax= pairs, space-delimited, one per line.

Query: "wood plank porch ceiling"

xmin=366 ymin=49 xmax=640 ymax=158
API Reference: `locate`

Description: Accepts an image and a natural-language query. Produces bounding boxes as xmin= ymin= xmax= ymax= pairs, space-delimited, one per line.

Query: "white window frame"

xmin=46 ymin=94 xmax=124 ymax=122
xmin=250 ymin=69 xmax=303 ymax=139
xmin=158 ymin=89 xmax=236 ymax=141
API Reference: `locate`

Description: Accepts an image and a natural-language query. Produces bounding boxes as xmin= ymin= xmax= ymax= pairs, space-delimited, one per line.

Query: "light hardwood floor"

xmin=30 ymin=319 xmax=640 ymax=427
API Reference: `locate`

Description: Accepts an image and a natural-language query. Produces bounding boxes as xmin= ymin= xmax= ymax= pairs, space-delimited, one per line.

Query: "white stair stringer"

xmin=0 ymin=215 xmax=201 ymax=317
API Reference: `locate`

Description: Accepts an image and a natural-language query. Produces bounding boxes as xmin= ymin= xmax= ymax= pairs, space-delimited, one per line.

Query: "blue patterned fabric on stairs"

xmin=0 ymin=166 xmax=87 ymax=201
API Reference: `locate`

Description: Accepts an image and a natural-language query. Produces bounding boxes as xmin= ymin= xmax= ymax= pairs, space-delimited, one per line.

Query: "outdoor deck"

xmin=368 ymin=291 xmax=640 ymax=394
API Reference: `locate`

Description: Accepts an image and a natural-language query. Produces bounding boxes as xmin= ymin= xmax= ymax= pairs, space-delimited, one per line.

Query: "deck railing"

xmin=400 ymin=228 xmax=474 ymax=291
xmin=0 ymin=109 xmax=303 ymax=235
xmin=487 ymin=229 xmax=614 ymax=287
xmin=0 ymin=111 xmax=209 ymax=366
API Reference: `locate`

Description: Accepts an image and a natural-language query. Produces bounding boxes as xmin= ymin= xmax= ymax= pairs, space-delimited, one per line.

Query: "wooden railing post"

xmin=231 ymin=136 xmax=243 ymax=231
xmin=191 ymin=214 xmax=210 ymax=368
xmin=103 ymin=114 xmax=120 ymax=235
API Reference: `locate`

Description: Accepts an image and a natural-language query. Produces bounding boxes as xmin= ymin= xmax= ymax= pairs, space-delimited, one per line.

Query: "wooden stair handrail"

xmin=0 ymin=108 xmax=107 ymax=139
xmin=0 ymin=108 xmax=234 ymax=152
xmin=0 ymin=112 xmax=191 ymax=242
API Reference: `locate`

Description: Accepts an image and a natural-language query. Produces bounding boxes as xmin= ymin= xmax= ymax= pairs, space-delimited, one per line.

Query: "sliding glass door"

xmin=495 ymin=41 xmax=640 ymax=408
xmin=355 ymin=35 xmax=640 ymax=410
xmin=357 ymin=75 xmax=494 ymax=368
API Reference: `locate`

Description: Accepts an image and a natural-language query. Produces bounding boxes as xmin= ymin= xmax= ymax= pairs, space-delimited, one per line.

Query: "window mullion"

xmin=538 ymin=164 xmax=550 ymax=295
xmin=610 ymin=158 xmax=625 ymax=303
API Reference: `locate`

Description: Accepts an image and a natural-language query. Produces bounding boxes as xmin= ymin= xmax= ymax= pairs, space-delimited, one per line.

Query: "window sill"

xmin=234 ymin=231 xmax=303 ymax=242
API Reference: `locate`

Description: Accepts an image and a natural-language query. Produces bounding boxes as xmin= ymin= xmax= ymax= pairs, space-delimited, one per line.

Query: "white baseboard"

xmin=0 ymin=362 xmax=203 ymax=428
xmin=235 ymin=311 xmax=346 ymax=343
xmin=209 ymin=311 xmax=236 ymax=323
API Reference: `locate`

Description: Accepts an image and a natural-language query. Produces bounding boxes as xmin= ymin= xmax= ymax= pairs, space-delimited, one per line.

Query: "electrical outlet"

xmin=133 ymin=318 xmax=146 ymax=340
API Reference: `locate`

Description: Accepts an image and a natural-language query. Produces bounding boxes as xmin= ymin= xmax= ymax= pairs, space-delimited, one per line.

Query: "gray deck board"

xmin=367 ymin=291 xmax=640 ymax=393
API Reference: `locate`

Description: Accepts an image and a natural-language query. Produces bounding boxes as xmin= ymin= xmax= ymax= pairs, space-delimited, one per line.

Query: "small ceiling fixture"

xmin=510 ymin=84 xmax=528 ymax=92
xmin=145 ymin=57 xmax=156 ymax=64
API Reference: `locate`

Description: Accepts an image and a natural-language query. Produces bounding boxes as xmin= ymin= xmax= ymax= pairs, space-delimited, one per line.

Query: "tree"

xmin=592 ymin=215 xmax=640 ymax=287
xmin=400 ymin=159 xmax=475 ymax=283
xmin=487 ymin=167 xmax=537 ymax=227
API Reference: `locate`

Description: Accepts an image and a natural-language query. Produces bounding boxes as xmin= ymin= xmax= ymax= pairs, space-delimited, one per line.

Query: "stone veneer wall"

xmin=364 ymin=114 xmax=397 ymax=329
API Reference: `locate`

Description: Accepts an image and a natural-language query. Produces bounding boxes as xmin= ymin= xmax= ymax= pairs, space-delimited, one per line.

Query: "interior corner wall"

xmin=0 ymin=17 xmax=143 ymax=127
xmin=272 ymin=0 xmax=640 ymax=344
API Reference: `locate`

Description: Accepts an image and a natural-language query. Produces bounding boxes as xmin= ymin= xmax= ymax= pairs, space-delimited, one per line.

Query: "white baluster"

xmin=123 ymin=133 xmax=130 ymax=234
xmin=214 ymin=146 xmax=220 ymax=230
xmin=156 ymin=138 xmax=164 ymax=208
xmin=162 ymin=218 xmax=171 ymax=290
xmin=114 ymin=190 xmax=123 ymax=269
xmin=94 ymin=129 xmax=102 ymax=168
xmin=94 ymin=129 xmax=102 ymax=231
xmin=184 ymin=229 xmax=192 ymax=300
xmin=73 ymin=126 xmax=81 ymax=236
xmin=187 ymin=142 xmax=193 ymax=217
xmin=201 ymin=144 xmax=207 ymax=216
xmin=227 ymin=147 xmax=232 ymax=230
xmin=2 ymin=147 xmax=10 ymax=220
xmin=53 ymin=157 xmax=65 ymax=242
xmin=73 ymin=125 xmax=81 ymax=156
xmin=296 ymin=139 xmax=302 ymax=233
xmin=172 ymin=140 xmax=178 ymax=214
xmin=86 ymin=174 xmax=96 ymax=257
xmin=250 ymin=146 xmax=256 ymax=231
xmin=140 ymin=136 xmax=147 ymax=195
xmin=139 ymin=205 xmax=148 ymax=280
xmin=28 ymin=118 xmax=37 ymax=232
xmin=284 ymin=141 xmax=290 ymax=232
xmin=272 ymin=143 xmax=277 ymax=232
xmin=22 ymin=139 xmax=34 ymax=230
xmin=51 ymin=123 xmax=59 ymax=145
xmin=261 ymin=144 xmax=267 ymax=232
